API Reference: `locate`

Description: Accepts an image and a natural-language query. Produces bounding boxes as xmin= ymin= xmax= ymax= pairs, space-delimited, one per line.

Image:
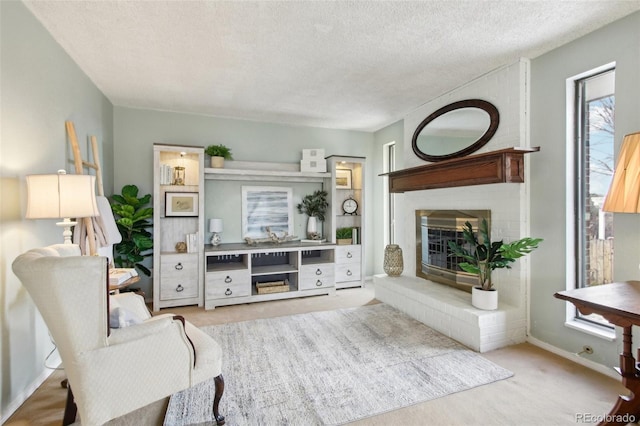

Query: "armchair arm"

xmin=107 ymin=315 xmax=188 ymax=347
xmin=73 ymin=316 xmax=196 ymax=425
xmin=110 ymin=292 xmax=151 ymax=320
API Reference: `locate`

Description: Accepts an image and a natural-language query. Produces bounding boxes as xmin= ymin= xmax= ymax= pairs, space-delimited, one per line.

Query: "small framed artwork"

xmin=165 ymin=192 xmax=199 ymax=217
xmin=336 ymin=169 xmax=352 ymax=189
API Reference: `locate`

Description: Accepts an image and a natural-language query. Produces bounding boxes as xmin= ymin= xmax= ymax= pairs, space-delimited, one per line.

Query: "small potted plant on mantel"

xmin=205 ymin=144 xmax=233 ymax=168
xmin=297 ymin=190 xmax=328 ymax=240
xmin=448 ymin=219 xmax=542 ymax=310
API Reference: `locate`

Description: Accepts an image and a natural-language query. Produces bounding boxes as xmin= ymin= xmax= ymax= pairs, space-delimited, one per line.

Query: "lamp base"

xmin=56 ymin=218 xmax=77 ymax=244
xmin=211 ymin=233 xmax=222 ymax=246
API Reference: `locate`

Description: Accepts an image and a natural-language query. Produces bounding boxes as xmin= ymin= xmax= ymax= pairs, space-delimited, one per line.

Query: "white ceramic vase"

xmin=471 ymin=286 xmax=498 ymax=310
xmin=306 ymin=216 xmax=318 ymax=239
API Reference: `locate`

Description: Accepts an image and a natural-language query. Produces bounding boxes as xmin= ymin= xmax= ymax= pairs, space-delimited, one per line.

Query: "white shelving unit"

xmin=326 ymin=156 xmax=365 ymax=288
xmin=152 ymin=144 xmax=204 ymax=311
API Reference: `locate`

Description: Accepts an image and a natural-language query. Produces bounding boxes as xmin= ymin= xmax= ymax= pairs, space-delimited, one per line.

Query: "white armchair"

xmin=12 ymin=244 xmax=225 ymax=425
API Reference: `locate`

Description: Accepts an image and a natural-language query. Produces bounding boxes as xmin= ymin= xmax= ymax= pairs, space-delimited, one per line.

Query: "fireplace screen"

xmin=415 ymin=209 xmax=490 ymax=292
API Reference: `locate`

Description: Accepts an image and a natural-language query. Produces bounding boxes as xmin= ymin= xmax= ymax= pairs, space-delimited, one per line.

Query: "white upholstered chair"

xmin=12 ymin=244 xmax=225 ymax=425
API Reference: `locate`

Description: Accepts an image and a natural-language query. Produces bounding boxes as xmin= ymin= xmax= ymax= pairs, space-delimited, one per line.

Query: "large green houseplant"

xmin=110 ymin=185 xmax=154 ymax=276
xmin=448 ymin=219 xmax=542 ymax=291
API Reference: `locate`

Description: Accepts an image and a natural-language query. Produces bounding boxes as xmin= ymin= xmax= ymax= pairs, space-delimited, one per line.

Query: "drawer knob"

xmin=316 ymin=280 xmax=323 ymax=287
xmin=176 ymin=284 xmax=184 ymax=292
xmin=346 ymin=270 xmax=352 ymax=276
xmin=225 ymin=288 xmax=232 ymax=296
xmin=315 ymin=268 xmax=322 ymax=275
xmin=225 ymin=276 xmax=232 ymax=283
xmin=346 ymin=252 xmax=353 ymax=258
xmin=175 ymin=262 xmax=183 ymax=270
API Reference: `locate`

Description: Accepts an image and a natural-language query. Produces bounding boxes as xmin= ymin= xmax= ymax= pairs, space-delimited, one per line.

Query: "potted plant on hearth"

xmin=448 ymin=219 xmax=542 ymax=310
xmin=205 ymin=144 xmax=233 ymax=168
xmin=297 ymin=190 xmax=328 ymax=240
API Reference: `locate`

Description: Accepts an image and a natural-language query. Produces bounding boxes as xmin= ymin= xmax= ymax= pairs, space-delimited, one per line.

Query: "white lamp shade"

xmin=209 ymin=218 xmax=223 ymax=233
xmin=26 ymin=172 xmax=99 ymax=219
xmin=603 ymin=132 xmax=640 ymax=213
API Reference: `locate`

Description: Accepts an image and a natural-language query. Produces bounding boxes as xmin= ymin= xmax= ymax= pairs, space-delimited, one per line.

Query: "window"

xmin=383 ymin=142 xmax=396 ymax=244
xmin=572 ymin=66 xmax=616 ymax=328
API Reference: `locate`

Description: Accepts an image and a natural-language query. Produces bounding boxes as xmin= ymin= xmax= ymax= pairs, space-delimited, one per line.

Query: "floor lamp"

xmin=26 ymin=170 xmax=99 ymax=244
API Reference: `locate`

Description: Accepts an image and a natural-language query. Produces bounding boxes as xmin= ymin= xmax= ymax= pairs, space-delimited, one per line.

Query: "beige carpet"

xmin=5 ymin=286 xmax=628 ymax=426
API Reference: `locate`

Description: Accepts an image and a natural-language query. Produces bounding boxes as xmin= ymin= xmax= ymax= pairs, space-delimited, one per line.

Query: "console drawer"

xmin=335 ymin=245 xmax=361 ymax=264
xmin=206 ymin=270 xmax=251 ymax=299
xmin=299 ymin=264 xmax=335 ymax=290
xmin=335 ymin=263 xmax=361 ymax=282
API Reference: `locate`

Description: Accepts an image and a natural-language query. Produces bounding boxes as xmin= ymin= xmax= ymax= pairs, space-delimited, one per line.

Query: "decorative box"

xmin=301 ymin=159 xmax=327 ymax=172
xmin=302 ymin=148 xmax=325 ymax=161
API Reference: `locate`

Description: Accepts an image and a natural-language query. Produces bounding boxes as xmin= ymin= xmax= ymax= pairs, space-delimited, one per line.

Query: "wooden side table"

xmin=109 ymin=275 xmax=141 ymax=294
xmin=555 ymin=281 xmax=640 ymax=425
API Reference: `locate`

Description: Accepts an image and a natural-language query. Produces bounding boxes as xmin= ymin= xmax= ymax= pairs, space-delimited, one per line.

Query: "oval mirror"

xmin=412 ymin=99 xmax=499 ymax=162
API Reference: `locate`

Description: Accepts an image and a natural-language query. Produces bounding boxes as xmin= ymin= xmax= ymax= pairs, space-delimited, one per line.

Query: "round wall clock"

xmin=342 ymin=197 xmax=358 ymax=215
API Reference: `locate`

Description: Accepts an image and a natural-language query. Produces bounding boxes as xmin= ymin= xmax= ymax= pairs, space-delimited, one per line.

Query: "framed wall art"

xmin=336 ymin=169 xmax=352 ymax=189
xmin=165 ymin=192 xmax=199 ymax=217
xmin=242 ymin=186 xmax=293 ymax=239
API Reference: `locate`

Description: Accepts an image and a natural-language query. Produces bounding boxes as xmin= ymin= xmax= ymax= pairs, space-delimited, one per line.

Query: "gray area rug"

xmin=164 ymin=303 xmax=513 ymax=425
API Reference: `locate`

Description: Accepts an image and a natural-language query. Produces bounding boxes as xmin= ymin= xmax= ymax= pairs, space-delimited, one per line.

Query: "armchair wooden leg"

xmin=62 ymin=386 xmax=77 ymax=426
xmin=213 ymin=374 xmax=225 ymax=426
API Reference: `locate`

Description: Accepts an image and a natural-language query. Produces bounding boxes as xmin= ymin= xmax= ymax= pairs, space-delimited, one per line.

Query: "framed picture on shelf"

xmin=242 ymin=186 xmax=293 ymax=239
xmin=165 ymin=192 xmax=199 ymax=217
xmin=336 ymin=169 xmax=352 ymax=189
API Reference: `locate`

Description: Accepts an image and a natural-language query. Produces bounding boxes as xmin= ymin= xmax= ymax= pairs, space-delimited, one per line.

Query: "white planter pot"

xmin=472 ymin=286 xmax=498 ymax=310
xmin=306 ymin=216 xmax=318 ymax=239
xmin=210 ymin=156 xmax=225 ymax=168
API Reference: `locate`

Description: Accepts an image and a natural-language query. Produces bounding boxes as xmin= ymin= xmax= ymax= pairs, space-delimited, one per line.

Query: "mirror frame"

xmin=411 ymin=99 xmax=500 ymax=162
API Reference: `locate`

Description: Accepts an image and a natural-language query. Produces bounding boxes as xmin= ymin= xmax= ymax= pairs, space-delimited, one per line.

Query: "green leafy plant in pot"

xmin=336 ymin=227 xmax=353 ymax=245
xmin=205 ymin=144 xmax=233 ymax=168
xmin=448 ymin=219 xmax=542 ymax=309
xmin=297 ymin=190 xmax=328 ymax=239
xmin=110 ymin=185 xmax=153 ymax=276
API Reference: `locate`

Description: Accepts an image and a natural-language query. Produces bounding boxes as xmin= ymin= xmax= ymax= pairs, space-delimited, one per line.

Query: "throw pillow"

xmin=109 ymin=306 xmax=143 ymax=329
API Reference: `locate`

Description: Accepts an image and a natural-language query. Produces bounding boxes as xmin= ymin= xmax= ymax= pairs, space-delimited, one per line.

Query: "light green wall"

xmin=113 ymin=107 xmax=376 ymax=295
xmin=372 ymin=120 xmax=404 ymax=274
xmin=529 ymin=11 xmax=640 ymax=367
xmin=0 ymin=0 xmax=113 ymax=419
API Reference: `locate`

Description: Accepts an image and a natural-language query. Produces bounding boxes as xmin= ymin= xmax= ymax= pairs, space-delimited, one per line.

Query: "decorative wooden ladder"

xmin=65 ymin=120 xmax=104 ymax=255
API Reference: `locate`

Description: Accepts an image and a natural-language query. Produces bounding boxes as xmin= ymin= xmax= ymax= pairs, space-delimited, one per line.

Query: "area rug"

xmin=164 ymin=303 xmax=513 ymax=425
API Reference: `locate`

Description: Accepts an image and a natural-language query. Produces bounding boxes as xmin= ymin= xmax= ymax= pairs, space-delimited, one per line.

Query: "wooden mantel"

xmin=383 ymin=147 xmax=540 ymax=193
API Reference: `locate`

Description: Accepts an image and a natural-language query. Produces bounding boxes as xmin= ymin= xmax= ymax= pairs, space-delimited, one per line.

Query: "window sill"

xmin=564 ymin=319 xmax=616 ymax=341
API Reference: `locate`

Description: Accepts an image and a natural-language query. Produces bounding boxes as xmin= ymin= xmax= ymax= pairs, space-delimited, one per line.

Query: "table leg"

xmin=599 ymin=326 xmax=640 ymax=425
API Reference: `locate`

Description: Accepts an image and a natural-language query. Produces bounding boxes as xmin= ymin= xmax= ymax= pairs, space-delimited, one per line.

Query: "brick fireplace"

xmin=374 ymin=60 xmax=531 ymax=353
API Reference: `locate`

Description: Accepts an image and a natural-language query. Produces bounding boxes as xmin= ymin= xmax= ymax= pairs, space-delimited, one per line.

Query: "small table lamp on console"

xmin=26 ymin=170 xmax=99 ymax=244
xmin=209 ymin=218 xmax=223 ymax=246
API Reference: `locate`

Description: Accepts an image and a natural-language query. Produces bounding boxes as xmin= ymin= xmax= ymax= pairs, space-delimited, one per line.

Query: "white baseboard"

xmin=1 ymin=365 xmax=58 ymax=423
xmin=526 ymin=336 xmax=619 ymax=381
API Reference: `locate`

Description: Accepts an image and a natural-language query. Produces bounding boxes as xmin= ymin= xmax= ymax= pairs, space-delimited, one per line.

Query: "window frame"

xmin=564 ymin=63 xmax=616 ymax=339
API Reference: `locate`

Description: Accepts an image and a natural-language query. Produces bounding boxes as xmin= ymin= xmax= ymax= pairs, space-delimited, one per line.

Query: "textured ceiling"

xmin=23 ymin=1 xmax=640 ymax=131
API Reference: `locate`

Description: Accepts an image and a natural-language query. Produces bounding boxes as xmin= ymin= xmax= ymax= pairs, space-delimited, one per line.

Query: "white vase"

xmin=471 ymin=286 xmax=498 ymax=310
xmin=306 ymin=216 xmax=318 ymax=239
xmin=210 ymin=156 xmax=224 ymax=168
